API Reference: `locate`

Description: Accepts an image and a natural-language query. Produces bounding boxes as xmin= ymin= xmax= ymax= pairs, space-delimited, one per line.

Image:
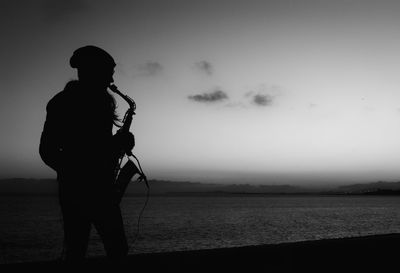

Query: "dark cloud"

xmin=138 ymin=62 xmax=163 ymax=76
xmin=244 ymin=84 xmax=283 ymax=107
xmin=245 ymin=91 xmax=274 ymax=106
xmin=42 ymin=0 xmax=87 ymax=22
xmin=195 ymin=61 xmax=213 ymax=75
xmin=188 ymin=89 xmax=228 ymax=103
xmin=253 ymin=94 xmax=273 ymax=106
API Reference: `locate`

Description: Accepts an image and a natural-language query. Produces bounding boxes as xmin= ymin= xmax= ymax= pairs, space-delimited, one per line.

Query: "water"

xmin=1 ymin=195 xmax=400 ymax=263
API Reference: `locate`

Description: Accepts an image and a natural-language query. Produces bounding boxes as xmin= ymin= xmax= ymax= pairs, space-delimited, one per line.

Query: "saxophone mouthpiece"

xmin=109 ymin=84 xmax=118 ymax=92
xmin=109 ymin=84 xmax=136 ymax=111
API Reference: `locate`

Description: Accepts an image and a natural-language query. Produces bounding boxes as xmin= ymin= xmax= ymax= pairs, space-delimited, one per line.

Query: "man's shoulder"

xmin=46 ymin=91 xmax=68 ymax=112
xmin=46 ymin=81 xmax=79 ymax=111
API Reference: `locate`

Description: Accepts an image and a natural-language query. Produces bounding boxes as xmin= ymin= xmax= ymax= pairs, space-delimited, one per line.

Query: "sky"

xmin=2 ymin=0 xmax=400 ymax=185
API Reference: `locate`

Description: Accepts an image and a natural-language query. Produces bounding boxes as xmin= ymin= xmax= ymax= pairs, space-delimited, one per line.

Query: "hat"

xmin=70 ymin=45 xmax=116 ymax=69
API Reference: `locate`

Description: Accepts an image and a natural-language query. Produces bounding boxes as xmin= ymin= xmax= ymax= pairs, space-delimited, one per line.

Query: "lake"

xmin=1 ymin=195 xmax=400 ymax=263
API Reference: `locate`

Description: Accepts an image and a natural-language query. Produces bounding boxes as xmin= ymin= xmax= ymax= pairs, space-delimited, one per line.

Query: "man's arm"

xmin=39 ymin=99 xmax=63 ymax=172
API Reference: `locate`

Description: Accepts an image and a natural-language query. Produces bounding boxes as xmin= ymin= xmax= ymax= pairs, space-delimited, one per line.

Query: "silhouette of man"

xmin=39 ymin=45 xmax=133 ymax=264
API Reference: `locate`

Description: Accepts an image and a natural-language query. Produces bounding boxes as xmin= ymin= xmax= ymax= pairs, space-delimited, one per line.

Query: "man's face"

xmin=98 ymin=66 xmax=115 ymax=87
xmin=78 ymin=65 xmax=115 ymax=89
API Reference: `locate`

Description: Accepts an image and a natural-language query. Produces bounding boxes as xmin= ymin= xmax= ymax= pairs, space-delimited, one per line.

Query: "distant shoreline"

xmin=2 ymin=178 xmax=400 ymax=196
xmin=2 ymin=191 xmax=400 ymax=197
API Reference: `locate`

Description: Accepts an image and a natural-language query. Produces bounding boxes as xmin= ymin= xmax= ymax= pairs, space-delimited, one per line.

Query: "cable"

xmin=127 ymin=181 xmax=150 ymax=252
xmin=127 ymin=154 xmax=150 ymax=252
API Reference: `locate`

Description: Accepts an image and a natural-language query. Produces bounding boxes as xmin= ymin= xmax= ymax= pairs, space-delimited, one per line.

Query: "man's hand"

xmin=124 ymin=132 xmax=135 ymax=154
xmin=114 ymin=131 xmax=135 ymax=155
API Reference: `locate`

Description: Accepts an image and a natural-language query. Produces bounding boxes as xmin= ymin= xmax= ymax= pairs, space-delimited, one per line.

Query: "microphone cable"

xmin=127 ymin=154 xmax=150 ymax=253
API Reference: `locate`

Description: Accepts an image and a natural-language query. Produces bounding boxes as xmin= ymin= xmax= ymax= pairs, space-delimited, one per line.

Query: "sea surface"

xmin=1 ymin=195 xmax=400 ymax=264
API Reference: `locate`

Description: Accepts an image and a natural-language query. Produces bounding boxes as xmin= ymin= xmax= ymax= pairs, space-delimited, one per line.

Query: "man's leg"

xmin=61 ymin=201 xmax=91 ymax=263
xmin=92 ymin=203 xmax=128 ymax=263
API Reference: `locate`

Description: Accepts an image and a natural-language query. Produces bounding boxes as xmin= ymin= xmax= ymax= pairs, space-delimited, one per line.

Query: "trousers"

xmin=60 ymin=195 xmax=128 ymax=263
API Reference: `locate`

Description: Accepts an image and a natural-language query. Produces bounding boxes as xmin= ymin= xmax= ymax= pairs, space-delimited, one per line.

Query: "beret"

xmin=70 ymin=45 xmax=116 ymax=69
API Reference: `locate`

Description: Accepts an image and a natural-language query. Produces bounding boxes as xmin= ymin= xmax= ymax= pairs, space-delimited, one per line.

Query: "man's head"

xmin=70 ymin=45 xmax=116 ymax=89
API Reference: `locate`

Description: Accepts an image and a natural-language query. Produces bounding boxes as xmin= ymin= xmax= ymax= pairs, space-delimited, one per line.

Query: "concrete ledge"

xmin=3 ymin=233 xmax=400 ymax=272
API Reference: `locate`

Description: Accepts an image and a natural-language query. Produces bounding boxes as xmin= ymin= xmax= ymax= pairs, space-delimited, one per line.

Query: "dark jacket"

xmin=40 ymin=81 xmax=119 ymax=201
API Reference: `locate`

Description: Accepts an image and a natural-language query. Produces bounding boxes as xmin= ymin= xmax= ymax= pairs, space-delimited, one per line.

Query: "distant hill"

xmin=2 ymin=178 xmax=400 ymax=196
xmin=125 ymin=180 xmax=310 ymax=195
xmin=335 ymin=181 xmax=400 ymax=194
xmin=0 ymin=178 xmax=309 ymax=196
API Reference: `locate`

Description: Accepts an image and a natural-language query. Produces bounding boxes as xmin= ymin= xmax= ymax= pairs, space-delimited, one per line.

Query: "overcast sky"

xmin=2 ymin=0 xmax=400 ymax=185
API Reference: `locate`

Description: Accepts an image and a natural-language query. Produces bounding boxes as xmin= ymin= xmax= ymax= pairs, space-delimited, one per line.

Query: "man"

xmin=39 ymin=45 xmax=133 ymax=263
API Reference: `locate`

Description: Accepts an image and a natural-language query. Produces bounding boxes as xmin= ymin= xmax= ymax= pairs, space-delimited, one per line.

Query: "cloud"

xmin=188 ymin=89 xmax=228 ymax=103
xmin=42 ymin=0 xmax=87 ymax=22
xmin=195 ymin=61 xmax=213 ymax=75
xmin=253 ymin=94 xmax=273 ymax=106
xmin=138 ymin=62 xmax=163 ymax=76
xmin=244 ymin=84 xmax=283 ymax=107
xmin=245 ymin=91 xmax=273 ymax=106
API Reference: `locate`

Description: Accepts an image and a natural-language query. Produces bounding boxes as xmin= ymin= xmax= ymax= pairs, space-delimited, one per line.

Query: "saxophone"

xmin=109 ymin=84 xmax=147 ymax=203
